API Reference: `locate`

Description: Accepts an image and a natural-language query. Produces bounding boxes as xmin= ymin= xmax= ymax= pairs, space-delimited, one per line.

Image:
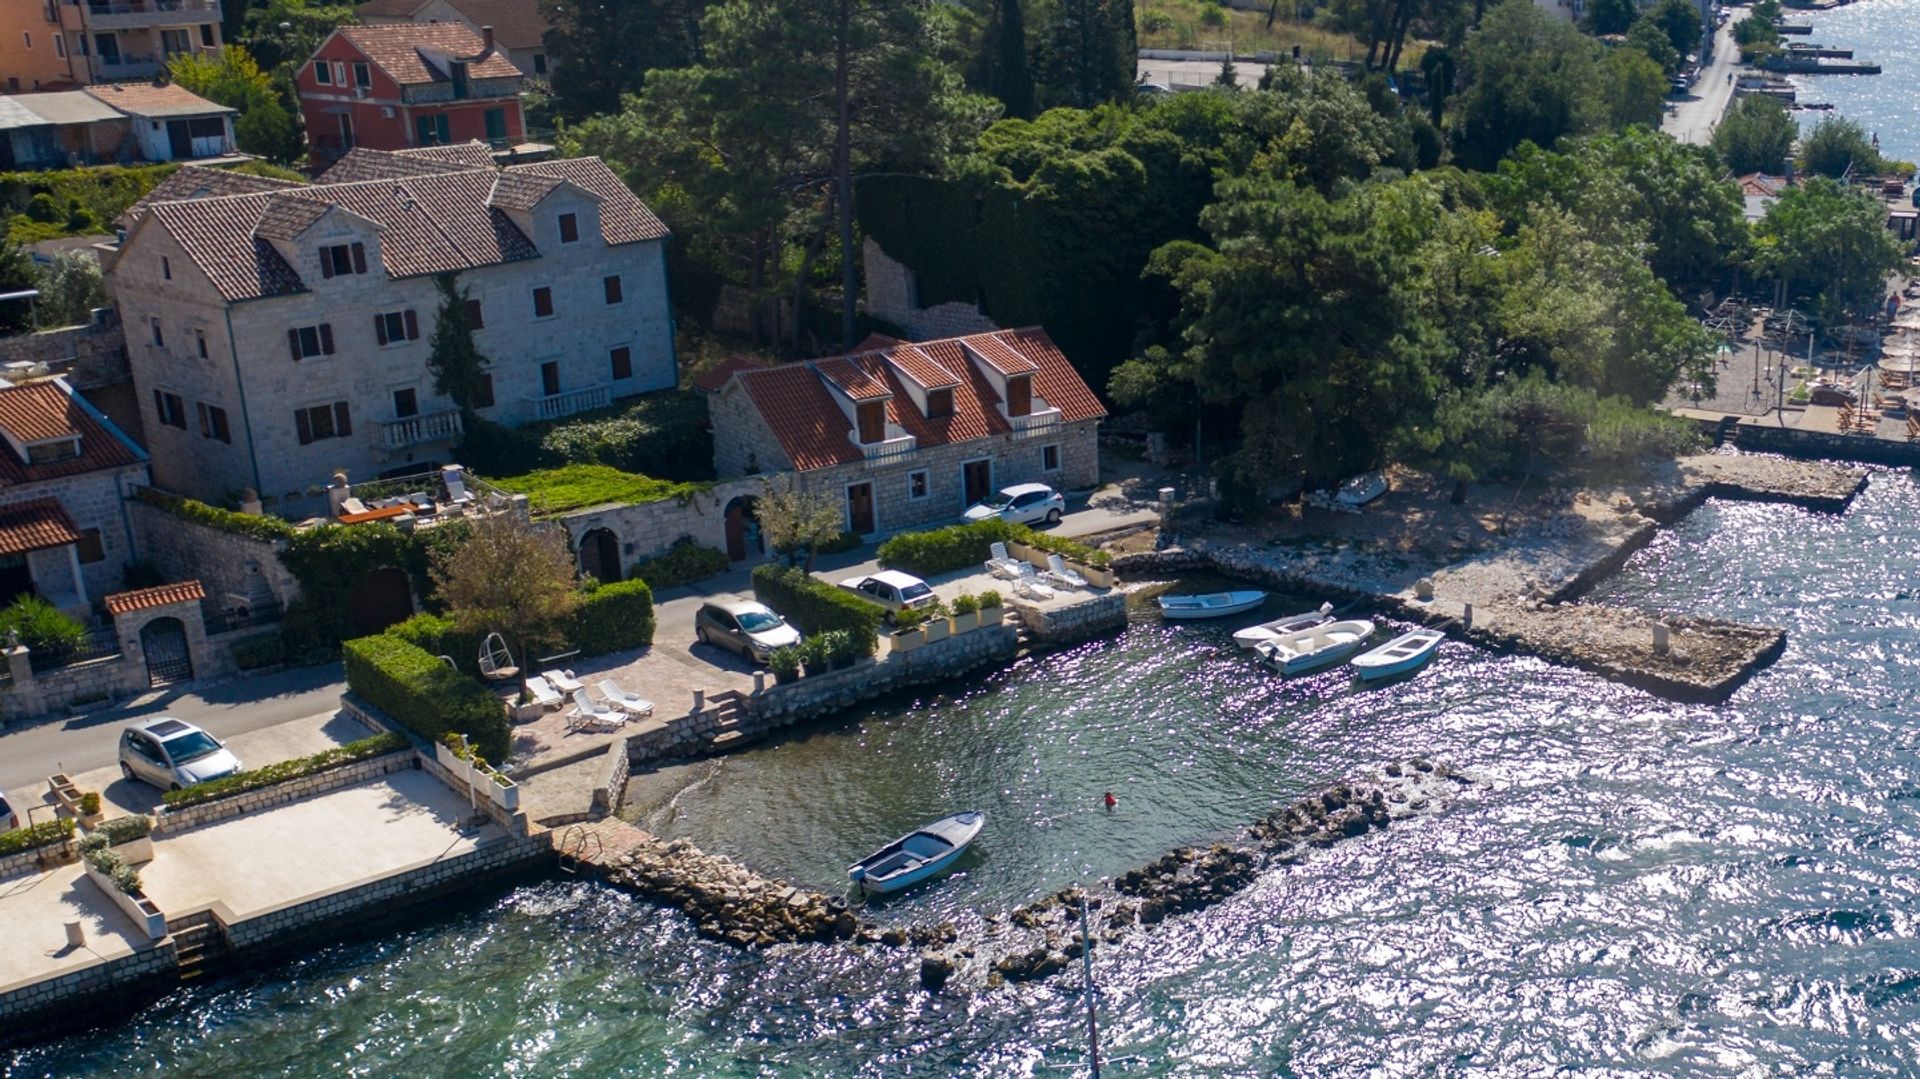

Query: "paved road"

xmin=1665 ymin=9 xmax=1744 ymax=146
xmin=0 ymin=663 xmax=344 ymax=807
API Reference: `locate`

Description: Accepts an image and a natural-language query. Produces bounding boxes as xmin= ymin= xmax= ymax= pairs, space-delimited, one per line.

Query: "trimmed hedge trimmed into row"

xmin=0 ymin=816 xmax=73 ymax=857
xmin=627 ymin=538 xmax=729 ymax=590
xmin=574 ymin=578 xmax=656 ymax=656
xmin=130 ymin=486 xmax=297 ymax=542
xmin=876 ymin=519 xmax=1112 ymax=577
xmin=751 ymin=563 xmax=882 ymax=652
xmin=343 ymin=635 xmax=510 ymax=760
xmin=161 ymin=731 xmax=410 ymax=809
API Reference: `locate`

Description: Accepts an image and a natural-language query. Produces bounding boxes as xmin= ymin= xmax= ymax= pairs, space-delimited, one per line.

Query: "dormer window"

xmin=926 ymin=388 xmax=953 ymax=419
xmin=856 ymin=401 xmax=885 ymax=444
xmin=558 ymin=213 xmax=579 ymax=243
xmin=25 ymin=437 xmax=80 ymax=464
xmin=1006 ymin=375 xmax=1032 ymax=418
xmin=314 ymin=59 xmax=331 ymax=85
xmin=320 ymin=242 xmax=366 ymax=278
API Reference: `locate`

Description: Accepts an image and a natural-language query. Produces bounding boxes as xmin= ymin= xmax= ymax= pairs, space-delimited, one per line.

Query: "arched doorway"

xmin=347 ymin=566 xmax=415 ymax=635
xmin=723 ymin=496 xmax=760 ymax=562
xmin=579 ymin=527 xmax=621 ymax=584
xmin=141 ymin=617 xmax=192 ymax=687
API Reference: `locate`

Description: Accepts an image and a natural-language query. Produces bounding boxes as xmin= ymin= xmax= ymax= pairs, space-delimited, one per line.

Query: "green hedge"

xmin=628 ymin=537 xmax=729 ymax=590
xmin=161 ymin=731 xmax=410 ymax=809
xmin=385 ymin=612 xmax=482 ymax=677
xmin=131 ymin=486 xmax=297 ymax=542
xmin=0 ymin=817 xmax=73 ymax=857
xmin=343 ymin=636 xmax=509 ymax=760
xmin=230 ymin=633 xmax=286 ymax=670
xmin=876 ymin=519 xmax=1111 ymax=577
xmin=97 ymin=814 xmax=152 ymax=843
xmin=572 ymin=579 xmax=655 ymax=656
xmin=750 ymin=563 xmax=882 ymax=652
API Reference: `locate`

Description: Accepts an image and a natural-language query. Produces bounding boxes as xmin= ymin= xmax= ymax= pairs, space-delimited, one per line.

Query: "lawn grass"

xmin=490 ymin=464 xmax=709 ymax=516
xmin=1137 ymin=0 xmax=1426 ymax=67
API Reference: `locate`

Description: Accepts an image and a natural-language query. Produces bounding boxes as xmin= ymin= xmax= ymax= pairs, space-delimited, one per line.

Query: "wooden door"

xmin=847 ymin=483 xmax=875 ymax=535
xmin=962 ymin=459 xmax=991 ymax=506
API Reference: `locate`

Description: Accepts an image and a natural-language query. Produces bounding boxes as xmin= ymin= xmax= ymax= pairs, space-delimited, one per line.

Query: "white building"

xmin=100 ymin=146 xmax=675 ymax=510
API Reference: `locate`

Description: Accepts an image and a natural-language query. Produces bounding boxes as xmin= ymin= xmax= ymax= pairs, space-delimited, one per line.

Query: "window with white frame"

xmin=908 ymin=470 xmax=929 ymax=500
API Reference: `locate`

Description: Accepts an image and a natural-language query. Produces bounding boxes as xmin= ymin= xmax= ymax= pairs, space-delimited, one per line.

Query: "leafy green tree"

xmin=1647 ymin=0 xmax=1702 ymax=58
xmin=1584 ymin=0 xmax=1636 ymax=35
xmin=427 ymin=275 xmax=491 ymax=421
xmin=977 ymin=0 xmax=1035 ymax=119
xmin=1626 ymin=18 xmax=1681 ymax=76
xmin=1599 ymin=45 xmax=1668 ymax=131
xmin=1753 ymin=177 xmax=1907 ymax=323
xmin=0 ymin=234 xmax=35 ymax=335
xmin=1710 ymin=92 xmax=1796 ymax=174
xmin=541 ymin=0 xmax=717 ymax=119
xmin=1448 ymin=0 xmax=1604 ymax=170
xmin=1031 ymin=0 xmax=1135 ymax=107
xmin=168 ymin=47 xmax=301 ymax=162
xmin=758 ymin=480 xmax=847 ymax=570
xmin=1798 ymin=114 xmax=1886 ymax=178
xmin=430 ymin=510 xmax=583 ymax=693
xmin=33 ymin=251 xmax=106 ymax=328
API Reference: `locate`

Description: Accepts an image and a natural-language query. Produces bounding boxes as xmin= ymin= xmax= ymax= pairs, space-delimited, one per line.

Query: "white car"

xmin=0 ymin=791 xmax=16 ymax=834
xmin=840 ymin=570 xmax=938 ymax=613
xmin=119 ymin=717 xmax=243 ymax=791
xmin=962 ymin=483 xmax=1065 ymax=526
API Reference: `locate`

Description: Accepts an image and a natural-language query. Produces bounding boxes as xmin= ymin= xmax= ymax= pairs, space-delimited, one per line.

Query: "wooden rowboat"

xmin=1257 ymin=619 xmax=1375 ymax=676
xmin=1158 ymin=590 xmax=1267 ymax=620
xmin=1350 ymin=628 xmax=1445 ymax=681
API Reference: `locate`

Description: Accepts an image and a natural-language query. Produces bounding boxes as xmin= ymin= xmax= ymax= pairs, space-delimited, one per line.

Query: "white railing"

xmin=379 ymin=409 xmax=463 ymax=450
xmin=1009 ymin=404 xmax=1063 ymax=437
xmin=858 ymin=432 xmax=917 ymax=464
xmin=526 ymin=384 xmax=611 ymax=422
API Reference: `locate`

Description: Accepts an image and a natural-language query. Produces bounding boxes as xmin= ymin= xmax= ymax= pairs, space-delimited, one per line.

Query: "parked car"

xmin=961 ymin=483 xmax=1065 ymax=526
xmin=695 ymin=600 xmax=802 ymax=664
xmin=0 ymin=792 xmax=16 ymax=834
xmin=118 ymin=717 xmax=243 ymax=791
xmin=840 ymin=570 xmax=938 ymax=613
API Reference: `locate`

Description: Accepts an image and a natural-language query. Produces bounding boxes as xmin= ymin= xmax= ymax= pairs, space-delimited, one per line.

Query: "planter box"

xmin=1080 ymin=564 xmax=1116 ymax=589
xmin=434 ymin=740 xmax=461 ymax=771
xmin=890 ymin=628 xmax=925 ymax=653
xmin=979 ymin=605 xmax=1004 ymax=627
xmin=951 ymin=611 xmax=980 ymax=634
xmin=489 ymin=777 xmax=520 ymax=812
xmin=923 ymin=619 xmax=952 ymax=644
xmin=82 ymin=860 xmax=166 ymax=940
xmin=109 ymin=833 xmax=155 ymax=865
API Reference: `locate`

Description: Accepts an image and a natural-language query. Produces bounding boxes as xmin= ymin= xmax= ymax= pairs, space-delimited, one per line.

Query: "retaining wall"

xmin=1018 ymin=593 xmax=1128 ymax=645
xmin=125 ymin=499 xmax=300 ymax=613
xmin=0 ymin=840 xmax=74 ymax=880
xmin=1703 ymin=417 xmax=1920 ymax=469
xmin=0 ymin=937 xmax=178 ymax=1026
xmin=152 ymin=751 xmax=417 ymax=835
xmin=0 ymin=314 xmax=129 ymax=389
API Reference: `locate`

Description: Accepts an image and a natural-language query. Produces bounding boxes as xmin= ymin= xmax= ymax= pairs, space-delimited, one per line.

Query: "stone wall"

xmin=0 ymin=312 xmax=130 ymax=389
xmin=861 ymin=238 xmax=998 ymax=341
xmin=0 ymin=937 xmax=178 ymax=1025
xmin=558 ymin=475 xmax=766 ymax=575
xmin=0 ymin=840 xmax=74 ymax=881
xmin=152 ymin=751 xmax=417 ymax=835
xmin=125 ymin=497 xmax=300 ymax=612
xmin=0 ymin=648 xmax=142 ymax=724
xmin=1719 ymin=420 xmax=1920 ymax=469
xmin=1016 ymin=592 xmax=1128 ymax=647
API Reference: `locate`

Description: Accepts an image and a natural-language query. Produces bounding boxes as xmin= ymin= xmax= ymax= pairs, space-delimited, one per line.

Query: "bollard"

xmin=1653 ymin=623 xmax=1671 ymax=655
xmin=690 ymin=689 xmax=705 ymax=714
xmin=1415 ymin=578 xmax=1434 ymax=601
xmin=65 ymin=921 xmax=84 ymax=949
xmin=1462 ymin=602 xmax=1473 ymax=629
xmin=753 ymin=671 xmax=766 ymax=695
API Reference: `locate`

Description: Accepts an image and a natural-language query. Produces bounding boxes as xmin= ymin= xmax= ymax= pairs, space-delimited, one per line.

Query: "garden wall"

xmin=152 ymin=751 xmax=417 ymax=836
xmin=125 ymin=499 xmax=300 ymax=614
xmin=558 ymin=475 xmax=765 ymax=576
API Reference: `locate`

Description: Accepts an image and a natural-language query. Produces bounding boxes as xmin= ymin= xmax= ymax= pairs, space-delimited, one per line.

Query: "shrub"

xmin=343 ymin=635 xmax=508 ymax=760
xmin=386 ymin=612 xmax=481 ymax=676
xmin=977 ymin=589 xmax=1004 ymax=610
xmin=951 ymin=593 xmax=980 ymax=615
xmin=78 ymin=791 xmax=100 ymax=816
xmin=110 ymin=863 xmax=143 ymax=895
xmin=815 ymin=531 xmax=863 ymax=556
xmin=84 ymin=847 xmax=124 ymax=875
xmin=130 ymin=486 xmax=297 ymax=542
xmin=230 ymin=633 xmax=286 ymax=670
xmin=571 ymin=578 xmax=655 ymax=656
xmin=768 ymin=645 xmax=801 ymax=677
xmin=627 ymin=537 xmax=729 ymax=590
xmin=877 ymin=518 xmax=1021 ymax=576
xmin=490 ymin=464 xmax=708 ymax=517
xmin=161 ymin=731 xmax=411 ymax=809
xmin=750 ymin=563 xmax=882 ymax=652
xmin=0 ymin=595 xmax=87 ymax=663
xmin=0 ymin=817 xmax=72 ymax=856
xmin=97 ymin=815 xmax=152 ymax=843
xmin=77 ymin=832 xmax=109 ymax=855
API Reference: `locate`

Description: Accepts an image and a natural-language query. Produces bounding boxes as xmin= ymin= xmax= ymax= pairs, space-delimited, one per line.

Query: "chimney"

xmin=481 ymin=24 xmax=494 ymax=52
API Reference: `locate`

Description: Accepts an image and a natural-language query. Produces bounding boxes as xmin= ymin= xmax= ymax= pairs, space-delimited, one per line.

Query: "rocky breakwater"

xmin=966 ymin=760 xmax=1467 ymax=988
xmin=603 ymin=834 xmax=867 ymax=948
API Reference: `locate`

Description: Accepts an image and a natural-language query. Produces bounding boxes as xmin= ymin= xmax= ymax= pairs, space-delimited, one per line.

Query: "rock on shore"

xmin=603 ymin=836 xmax=865 ymax=948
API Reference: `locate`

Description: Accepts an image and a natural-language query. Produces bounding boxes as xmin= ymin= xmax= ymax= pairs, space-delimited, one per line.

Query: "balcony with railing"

xmin=1009 ymin=401 xmax=1063 ymax=437
xmin=94 ymin=51 xmax=159 ymax=77
xmin=80 ymin=0 xmax=219 ymax=28
xmin=526 ymin=384 xmax=611 ymax=422
xmin=378 ymin=408 xmax=463 ymax=451
xmin=854 ymin=427 xmax=917 ymax=464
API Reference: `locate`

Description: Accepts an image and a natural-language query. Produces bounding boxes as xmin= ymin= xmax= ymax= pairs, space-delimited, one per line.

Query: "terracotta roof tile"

xmin=815 ymin=356 xmax=892 ymax=402
xmin=507 ymin=158 xmax=670 ymax=245
xmin=253 ymin=195 xmax=334 ymax=241
xmin=0 ymin=498 xmax=82 ymax=556
xmin=337 ymin=24 xmax=522 ymax=84
xmin=82 ymin=83 xmax=232 ymax=118
xmin=887 ymin=344 xmax=959 ymax=390
xmin=962 ymin=334 xmax=1039 ymax=375
xmin=731 ymin=329 xmax=1105 ymax=473
xmin=356 ymin=0 xmax=551 ymax=49
xmin=316 ymin=145 xmax=486 ymax=184
xmin=0 ymin=381 xmax=144 ymax=487
xmin=117 ymin=166 xmax=305 ymax=229
xmin=401 ymin=142 xmax=497 ymax=168
xmin=104 ymin=580 xmax=205 ymax=615
xmin=488 ymin=170 xmax=565 ymax=211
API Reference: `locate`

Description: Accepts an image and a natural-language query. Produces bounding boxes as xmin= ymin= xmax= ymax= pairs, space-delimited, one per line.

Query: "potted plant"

xmin=800 ymin=634 xmax=832 ymax=677
xmin=96 ymin=814 xmax=154 ymax=864
xmin=489 ymin=770 xmax=520 ymax=812
xmin=977 ymin=589 xmax=1004 ymax=627
xmin=890 ymin=607 xmax=929 ymax=653
xmin=827 ymin=630 xmax=858 ymax=670
xmin=769 ymin=645 xmax=801 ymax=684
xmin=950 ymin=593 xmax=981 ymax=634
xmin=921 ymin=599 xmax=952 ymax=644
xmin=77 ymin=791 xmax=103 ymax=828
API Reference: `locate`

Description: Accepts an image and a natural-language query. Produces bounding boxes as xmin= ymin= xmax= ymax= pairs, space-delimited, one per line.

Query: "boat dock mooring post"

xmin=1158 ymin=487 xmax=1175 ymax=530
xmin=1653 ymin=623 xmax=1671 ymax=655
xmin=1462 ymin=602 xmax=1473 ymax=630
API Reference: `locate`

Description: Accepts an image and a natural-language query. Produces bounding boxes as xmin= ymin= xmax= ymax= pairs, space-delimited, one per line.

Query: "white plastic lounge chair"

xmin=596 ymin=679 xmax=655 ymax=718
xmin=542 ymin=668 xmax=584 ymax=694
xmin=1012 ymin=569 xmax=1056 ymax=601
xmin=985 ymin=541 xmax=1023 ymax=580
xmin=339 ymin=497 xmax=370 ymax=517
xmin=1044 ymin=553 xmax=1088 ymax=589
xmin=442 ymin=465 xmax=475 ymax=506
xmin=523 ymin=675 xmax=563 ymax=710
xmin=566 ymin=689 xmax=624 ymax=733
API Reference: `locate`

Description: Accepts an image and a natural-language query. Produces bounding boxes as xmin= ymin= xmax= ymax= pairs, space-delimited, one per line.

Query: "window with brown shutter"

xmin=604 ymin=275 xmax=622 ymax=304
xmin=610 ymin=346 xmax=632 ymax=380
xmin=76 ymin=528 xmax=105 ymax=564
xmin=856 ymin=401 xmax=885 ymax=444
xmin=473 ymin=372 xmax=494 ymax=408
xmin=533 ymin=287 xmax=554 ymax=318
xmin=466 ymin=298 xmax=485 ymax=327
xmin=319 ymin=323 xmax=334 ymax=354
xmin=403 ymin=309 xmax=418 ymax=339
xmin=351 ymin=242 xmax=366 ymax=274
xmin=374 ymin=314 xmax=388 ymax=345
xmin=1006 ymin=375 xmax=1032 ymax=417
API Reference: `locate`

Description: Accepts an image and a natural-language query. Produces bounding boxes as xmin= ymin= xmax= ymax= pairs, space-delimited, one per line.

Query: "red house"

xmin=296 ymin=23 xmax=525 ymax=165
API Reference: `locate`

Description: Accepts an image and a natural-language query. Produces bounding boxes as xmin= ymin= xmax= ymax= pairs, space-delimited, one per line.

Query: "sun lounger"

xmin=566 ymin=689 xmax=624 ymax=733
xmin=523 ymin=674 xmax=563 ymax=710
xmin=1044 ymin=553 xmax=1088 ymax=590
xmin=442 ymin=465 xmax=475 ymax=506
xmin=596 ymin=679 xmax=654 ymax=718
xmin=543 ymin=668 xmax=584 ymax=694
xmin=1012 ymin=568 xmax=1055 ymax=601
xmin=985 ymin=541 xmax=1023 ymax=580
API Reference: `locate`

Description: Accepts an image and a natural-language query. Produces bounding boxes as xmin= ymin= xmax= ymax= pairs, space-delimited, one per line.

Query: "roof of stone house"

xmin=354 ymin=0 xmax=551 ymax=50
xmin=0 ymin=381 xmax=145 ymax=487
xmin=104 ymin=579 xmax=205 ymax=615
xmin=334 ymin=24 xmax=523 ymax=85
xmin=726 ymin=328 xmax=1107 ymax=472
xmin=887 ymin=344 xmax=961 ymax=390
xmin=82 ymin=83 xmax=234 ymax=118
xmin=814 ymin=356 xmax=893 ymax=402
xmin=0 ymin=498 xmax=83 ymax=556
xmin=487 ymin=169 xmax=566 ymax=211
xmin=116 ymin=166 xmax=307 ymax=229
xmin=317 ymin=144 xmax=492 ymax=184
xmin=1736 ymin=173 xmax=1792 ymax=198
xmin=692 ymin=354 xmax=772 ymax=394
xmin=132 ymin=155 xmax=660 ymax=303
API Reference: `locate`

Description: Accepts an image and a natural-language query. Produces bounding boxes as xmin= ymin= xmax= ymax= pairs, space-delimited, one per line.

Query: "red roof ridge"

xmin=104 ymin=580 xmax=206 ymax=616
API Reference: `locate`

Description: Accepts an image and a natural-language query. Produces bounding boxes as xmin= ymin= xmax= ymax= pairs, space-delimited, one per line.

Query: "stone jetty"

xmin=599 ymin=833 xmax=866 ymax=948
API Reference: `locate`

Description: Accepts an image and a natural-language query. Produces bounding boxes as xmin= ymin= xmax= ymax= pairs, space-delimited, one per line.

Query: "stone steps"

xmin=172 ymin=923 xmax=230 ymax=980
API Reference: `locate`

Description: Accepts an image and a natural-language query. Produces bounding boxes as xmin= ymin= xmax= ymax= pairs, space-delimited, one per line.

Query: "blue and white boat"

xmin=848 ymin=811 xmax=985 ymax=894
xmin=1257 ymin=619 xmax=1375 ymax=676
xmin=1350 ymin=628 xmax=1445 ymax=681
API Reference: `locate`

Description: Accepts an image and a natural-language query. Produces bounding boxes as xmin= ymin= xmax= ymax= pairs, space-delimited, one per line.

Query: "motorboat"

xmin=1257 ymin=619 xmax=1375 ymax=676
xmin=1334 ymin=472 xmax=1388 ymax=507
xmin=1233 ymin=602 xmax=1335 ymax=650
xmin=1158 ymin=590 xmax=1267 ymax=620
xmin=848 ymin=811 xmax=985 ymax=894
xmin=1350 ymin=628 xmax=1445 ymax=681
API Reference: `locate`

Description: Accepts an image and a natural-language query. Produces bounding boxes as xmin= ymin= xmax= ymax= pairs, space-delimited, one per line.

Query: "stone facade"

xmin=861 ymin=238 xmax=998 ymax=341
xmin=125 ymin=497 xmax=299 ymax=613
xmin=1016 ymin=591 xmax=1127 ymax=646
xmin=0 ymin=838 xmax=73 ymax=880
xmin=0 ymin=934 xmax=178 ymax=1025
xmin=0 ymin=313 xmax=130 ymax=390
xmin=559 ymin=475 xmax=767 ymax=575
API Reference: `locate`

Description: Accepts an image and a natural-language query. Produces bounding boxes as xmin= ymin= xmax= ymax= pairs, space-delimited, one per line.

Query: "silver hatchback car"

xmin=119 ymin=717 xmax=243 ymax=791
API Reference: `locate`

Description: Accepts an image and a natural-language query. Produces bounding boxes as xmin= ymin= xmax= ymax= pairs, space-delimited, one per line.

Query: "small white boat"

xmin=1257 ymin=619 xmax=1375 ymax=676
xmin=1233 ymin=602 xmax=1335 ymax=650
xmin=1158 ymin=590 xmax=1267 ymax=620
xmin=1334 ymin=472 xmax=1388 ymax=507
xmin=1350 ymin=628 xmax=1445 ymax=681
xmin=848 ymin=811 xmax=984 ymax=894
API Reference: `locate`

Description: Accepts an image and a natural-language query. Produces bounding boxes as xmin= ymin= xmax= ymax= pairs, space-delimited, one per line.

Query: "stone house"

xmin=353 ymin=0 xmax=555 ymax=80
xmin=0 ymin=377 xmax=150 ymax=615
xmin=705 ymin=328 xmax=1105 ymax=538
xmin=100 ymin=147 xmax=675 ymax=511
xmin=295 ymin=22 xmax=524 ymax=164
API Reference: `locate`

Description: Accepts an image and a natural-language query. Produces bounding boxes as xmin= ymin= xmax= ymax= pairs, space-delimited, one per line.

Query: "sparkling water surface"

xmin=1789 ymin=0 xmax=1920 ymax=166
xmin=12 ymin=471 xmax=1920 ymax=1076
